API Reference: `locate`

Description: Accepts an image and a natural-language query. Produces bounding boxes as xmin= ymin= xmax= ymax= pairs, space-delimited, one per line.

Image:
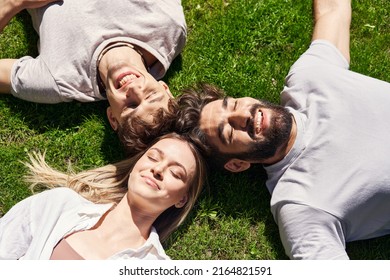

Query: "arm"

xmin=0 ymin=0 xmax=21 ymax=32
xmin=0 ymin=59 xmax=16 ymax=94
xmin=0 ymin=1 xmax=59 ymax=93
xmin=276 ymin=203 xmax=349 ymax=260
xmin=312 ymin=0 xmax=352 ymax=63
xmin=0 ymin=0 xmax=59 ymax=32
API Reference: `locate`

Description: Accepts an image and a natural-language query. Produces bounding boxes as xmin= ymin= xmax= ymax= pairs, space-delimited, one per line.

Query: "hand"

xmin=0 ymin=0 xmax=59 ymax=32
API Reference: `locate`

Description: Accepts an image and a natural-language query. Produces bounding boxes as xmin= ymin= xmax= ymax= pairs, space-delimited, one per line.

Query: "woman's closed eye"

xmin=147 ymin=150 xmax=160 ymax=162
xmin=170 ymin=168 xmax=184 ymax=180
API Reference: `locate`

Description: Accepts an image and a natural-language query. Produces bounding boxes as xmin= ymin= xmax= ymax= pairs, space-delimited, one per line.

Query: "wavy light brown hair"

xmin=24 ymin=133 xmax=207 ymax=242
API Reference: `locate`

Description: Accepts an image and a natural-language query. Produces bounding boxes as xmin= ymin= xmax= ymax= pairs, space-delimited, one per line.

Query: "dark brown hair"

xmin=117 ymin=98 xmax=179 ymax=156
xmin=174 ymin=83 xmax=229 ymax=168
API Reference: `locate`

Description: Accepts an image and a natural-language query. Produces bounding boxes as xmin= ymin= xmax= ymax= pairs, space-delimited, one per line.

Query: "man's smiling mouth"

xmin=116 ymin=72 xmax=138 ymax=89
xmin=255 ymin=109 xmax=263 ymax=135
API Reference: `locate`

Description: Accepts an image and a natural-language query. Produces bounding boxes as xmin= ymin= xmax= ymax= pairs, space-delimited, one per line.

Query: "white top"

xmin=0 ymin=188 xmax=170 ymax=260
xmin=265 ymin=40 xmax=390 ymax=259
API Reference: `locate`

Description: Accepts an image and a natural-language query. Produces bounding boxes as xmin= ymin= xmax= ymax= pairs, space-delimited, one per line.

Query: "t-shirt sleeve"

xmin=11 ymin=56 xmax=67 ymax=104
xmin=281 ymin=40 xmax=351 ymax=109
xmin=288 ymin=40 xmax=349 ymax=74
xmin=276 ymin=203 xmax=349 ymax=260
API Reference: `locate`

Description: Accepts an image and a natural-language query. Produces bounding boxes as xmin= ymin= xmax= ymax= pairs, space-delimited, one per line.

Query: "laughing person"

xmin=175 ymin=0 xmax=390 ymax=259
xmin=0 ymin=0 xmax=187 ymax=154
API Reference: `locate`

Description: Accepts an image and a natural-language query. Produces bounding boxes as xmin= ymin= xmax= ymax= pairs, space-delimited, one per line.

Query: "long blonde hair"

xmin=24 ymin=133 xmax=207 ymax=242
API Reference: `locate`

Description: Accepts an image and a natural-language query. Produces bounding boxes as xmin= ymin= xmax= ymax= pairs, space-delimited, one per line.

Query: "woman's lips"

xmin=143 ymin=176 xmax=160 ymax=190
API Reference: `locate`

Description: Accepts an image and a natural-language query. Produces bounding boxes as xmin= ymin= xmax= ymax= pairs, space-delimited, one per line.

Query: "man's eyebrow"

xmin=217 ymin=98 xmax=229 ymax=145
xmin=222 ymin=96 xmax=228 ymax=109
xmin=218 ymin=122 xmax=227 ymax=145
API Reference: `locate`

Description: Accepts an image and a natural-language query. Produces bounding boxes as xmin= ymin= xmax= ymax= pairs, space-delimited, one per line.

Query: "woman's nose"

xmin=151 ymin=163 xmax=164 ymax=180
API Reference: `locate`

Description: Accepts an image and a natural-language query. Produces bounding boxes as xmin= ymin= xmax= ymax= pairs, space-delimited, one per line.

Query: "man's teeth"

xmin=119 ymin=74 xmax=137 ymax=87
xmin=256 ymin=110 xmax=263 ymax=133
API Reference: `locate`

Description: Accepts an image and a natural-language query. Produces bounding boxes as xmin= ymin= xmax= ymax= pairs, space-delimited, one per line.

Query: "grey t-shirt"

xmin=265 ymin=40 xmax=390 ymax=259
xmin=11 ymin=0 xmax=186 ymax=103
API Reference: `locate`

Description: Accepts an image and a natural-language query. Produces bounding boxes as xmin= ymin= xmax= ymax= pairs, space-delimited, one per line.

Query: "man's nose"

xmin=125 ymin=85 xmax=143 ymax=103
xmin=228 ymin=111 xmax=250 ymax=130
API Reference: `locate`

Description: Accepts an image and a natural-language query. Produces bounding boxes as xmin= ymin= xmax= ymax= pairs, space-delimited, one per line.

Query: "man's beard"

xmin=240 ymin=101 xmax=293 ymax=162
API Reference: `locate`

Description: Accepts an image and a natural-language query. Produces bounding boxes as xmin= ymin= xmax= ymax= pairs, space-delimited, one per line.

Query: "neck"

xmin=97 ymin=44 xmax=148 ymax=91
xmin=96 ymin=195 xmax=158 ymax=247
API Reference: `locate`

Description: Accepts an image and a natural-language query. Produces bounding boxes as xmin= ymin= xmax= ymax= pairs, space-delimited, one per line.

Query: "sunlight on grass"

xmin=1 ymin=0 xmax=390 ymax=259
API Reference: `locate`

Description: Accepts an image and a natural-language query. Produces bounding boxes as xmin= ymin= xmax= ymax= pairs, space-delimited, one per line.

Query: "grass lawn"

xmin=1 ymin=0 xmax=390 ymax=259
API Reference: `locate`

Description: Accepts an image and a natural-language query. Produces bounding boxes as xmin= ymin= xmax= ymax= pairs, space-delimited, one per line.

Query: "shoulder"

xmin=31 ymin=187 xmax=86 ymax=208
xmin=38 ymin=187 xmax=79 ymax=198
xmin=288 ymin=40 xmax=349 ymax=76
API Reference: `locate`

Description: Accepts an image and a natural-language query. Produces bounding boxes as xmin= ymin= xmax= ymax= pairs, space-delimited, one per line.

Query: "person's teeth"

xmin=119 ymin=74 xmax=137 ymax=87
xmin=256 ymin=111 xmax=263 ymax=133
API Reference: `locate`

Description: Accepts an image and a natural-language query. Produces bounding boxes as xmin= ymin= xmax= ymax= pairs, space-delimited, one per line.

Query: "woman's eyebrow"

xmin=151 ymin=147 xmax=188 ymax=179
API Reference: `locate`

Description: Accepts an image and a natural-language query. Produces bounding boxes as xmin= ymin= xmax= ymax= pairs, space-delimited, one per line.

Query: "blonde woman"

xmin=0 ymin=133 xmax=206 ymax=260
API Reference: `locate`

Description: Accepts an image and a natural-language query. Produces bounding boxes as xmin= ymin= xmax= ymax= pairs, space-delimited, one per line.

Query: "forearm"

xmin=312 ymin=0 xmax=352 ymax=63
xmin=0 ymin=0 xmax=23 ymax=32
xmin=0 ymin=59 xmax=16 ymax=94
xmin=313 ymin=0 xmax=351 ymax=21
xmin=0 ymin=0 xmax=59 ymax=32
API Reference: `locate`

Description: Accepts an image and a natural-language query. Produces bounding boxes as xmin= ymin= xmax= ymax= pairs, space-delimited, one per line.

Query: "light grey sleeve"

xmin=11 ymin=55 xmax=68 ymax=104
xmin=287 ymin=40 xmax=349 ymax=75
xmin=276 ymin=203 xmax=349 ymax=260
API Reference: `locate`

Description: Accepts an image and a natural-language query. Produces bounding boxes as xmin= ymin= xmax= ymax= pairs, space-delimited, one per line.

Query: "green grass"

xmin=1 ymin=0 xmax=390 ymax=259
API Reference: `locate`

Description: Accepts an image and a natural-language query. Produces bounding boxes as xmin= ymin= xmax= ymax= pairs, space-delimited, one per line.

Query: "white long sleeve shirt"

xmin=0 ymin=187 xmax=169 ymax=260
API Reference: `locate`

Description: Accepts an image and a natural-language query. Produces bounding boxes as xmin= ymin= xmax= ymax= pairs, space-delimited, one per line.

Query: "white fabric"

xmin=265 ymin=40 xmax=390 ymax=259
xmin=0 ymin=188 xmax=169 ymax=260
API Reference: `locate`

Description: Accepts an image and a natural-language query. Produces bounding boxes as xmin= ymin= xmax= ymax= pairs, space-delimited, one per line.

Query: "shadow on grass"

xmin=347 ymin=235 xmax=390 ymax=260
xmin=1 ymin=96 xmax=124 ymax=163
xmin=164 ymin=53 xmax=183 ymax=84
xmin=15 ymin=11 xmax=39 ymax=55
xmin=208 ymin=166 xmax=287 ymax=259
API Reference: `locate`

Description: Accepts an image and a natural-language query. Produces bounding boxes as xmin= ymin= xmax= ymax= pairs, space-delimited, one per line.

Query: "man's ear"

xmin=159 ymin=80 xmax=173 ymax=98
xmin=175 ymin=194 xmax=188 ymax=208
xmin=106 ymin=107 xmax=119 ymax=131
xmin=224 ymin=159 xmax=251 ymax=173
